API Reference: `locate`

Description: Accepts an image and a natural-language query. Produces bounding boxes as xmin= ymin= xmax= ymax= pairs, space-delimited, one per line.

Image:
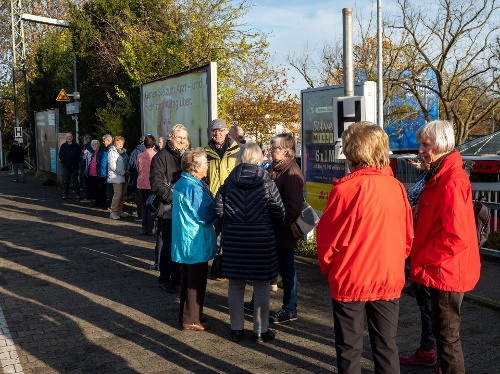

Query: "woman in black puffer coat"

xmin=214 ymin=142 xmax=285 ymax=343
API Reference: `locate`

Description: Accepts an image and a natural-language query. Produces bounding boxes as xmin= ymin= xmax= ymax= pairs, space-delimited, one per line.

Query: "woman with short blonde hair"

xmin=342 ymin=121 xmax=389 ymax=170
xmin=317 ymin=121 xmax=413 ymax=373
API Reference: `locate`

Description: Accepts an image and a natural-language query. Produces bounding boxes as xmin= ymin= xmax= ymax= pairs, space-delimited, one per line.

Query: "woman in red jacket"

xmin=317 ymin=122 xmax=413 ymax=374
xmin=411 ymin=120 xmax=480 ymax=374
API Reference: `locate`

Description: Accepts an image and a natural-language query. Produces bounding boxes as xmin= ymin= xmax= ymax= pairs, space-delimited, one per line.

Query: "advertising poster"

xmin=35 ymin=109 xmax=58 ymax=173
xmin=141 ymin=63 xmax=217 ymax=148
xmin=301 ymin=82 xmax=376 ymax=212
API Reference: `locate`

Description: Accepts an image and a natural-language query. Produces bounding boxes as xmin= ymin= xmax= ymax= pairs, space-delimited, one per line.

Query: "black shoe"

xmin=253 ymin=330 xmax=275 ymax=343
xmin=244 ymin=300 xmax=254 ymax=312
xmin=76 ymin=195 xmax=82 ymax=200
xmin=230 ymin=329 xmax=244 ymax=342
xmin=149 ymin=263 xmax=159 ymax=271
xmin=269 ymin=308 xmax=297 ymax=324
xmin=13 ymin=179 xmax=18 ymax=182
xmin=158 ymin=282 xmax=178 ymax=294
xmin=62 ymin=195 xmax=69 ymax=200
xmin=21 ymin=180 xmax=26 ymax=183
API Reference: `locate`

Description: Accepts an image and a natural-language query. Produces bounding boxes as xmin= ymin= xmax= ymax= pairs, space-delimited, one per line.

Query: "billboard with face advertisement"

xmin=140 ymin=63 xmax=217 ymax=148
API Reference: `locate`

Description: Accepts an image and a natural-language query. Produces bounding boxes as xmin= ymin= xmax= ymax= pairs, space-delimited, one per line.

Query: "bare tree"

xmin=387 ymin=0 xmax=500 ymax=144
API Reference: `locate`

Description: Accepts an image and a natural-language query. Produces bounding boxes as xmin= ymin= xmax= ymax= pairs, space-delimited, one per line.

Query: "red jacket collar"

xmin=333 ymin=165 xmax=394 ymax=186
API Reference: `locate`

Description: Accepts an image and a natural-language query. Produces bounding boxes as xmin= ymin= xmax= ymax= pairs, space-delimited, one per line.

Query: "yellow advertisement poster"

xmin=141 ymin=65 xmax=215 ymax=148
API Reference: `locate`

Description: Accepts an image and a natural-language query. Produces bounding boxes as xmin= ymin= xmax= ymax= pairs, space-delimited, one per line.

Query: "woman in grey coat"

xmin=213 ymin=143 xmax=285 ymax=343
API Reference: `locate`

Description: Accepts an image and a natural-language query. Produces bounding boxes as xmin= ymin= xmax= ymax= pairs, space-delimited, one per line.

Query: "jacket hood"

xmin=333 ymin=165 xmax=394 ymax=186
xmin=134 ymin=144 xmax=146 ymax=152
xmin=229 ymin=163 xmax=266 ymax=190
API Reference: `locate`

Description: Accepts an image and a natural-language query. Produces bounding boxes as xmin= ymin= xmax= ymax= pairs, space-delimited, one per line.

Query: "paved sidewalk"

xmin=0 ymin=173 xmax=499 ymax=374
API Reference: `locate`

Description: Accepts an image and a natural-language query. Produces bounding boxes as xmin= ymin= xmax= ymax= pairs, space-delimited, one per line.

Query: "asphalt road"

xmin=0 ymin=172 xmax=499 ymax=373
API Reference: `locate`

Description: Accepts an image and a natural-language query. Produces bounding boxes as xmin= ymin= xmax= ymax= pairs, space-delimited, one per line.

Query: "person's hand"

xmin=408 ymin=159 xmax=422 ymax=170
xmin=83 ymin=149 xmax=89 ymax=154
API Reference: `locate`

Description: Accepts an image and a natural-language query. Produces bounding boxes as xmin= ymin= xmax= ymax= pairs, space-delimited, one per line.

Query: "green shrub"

xmin=484 ymin=231 xmax=500 ymax=251
xmin=296 ymin=234 xmax=318 ymax=257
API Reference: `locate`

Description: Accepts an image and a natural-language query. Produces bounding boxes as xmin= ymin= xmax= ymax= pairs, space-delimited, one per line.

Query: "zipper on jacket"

xmin=437 ymin=266 xmax=440 ymax=274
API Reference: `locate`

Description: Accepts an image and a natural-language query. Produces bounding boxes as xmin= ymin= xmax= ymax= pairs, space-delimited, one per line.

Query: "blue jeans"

xmin=277 ymin=247 xmax=298 ymax=312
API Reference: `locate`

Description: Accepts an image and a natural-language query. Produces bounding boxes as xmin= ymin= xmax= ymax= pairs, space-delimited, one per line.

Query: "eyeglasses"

xmin=173 ymin=135 xmax=188 ymax=141
xmin=211 ymin=129 xmax=226 ymax=134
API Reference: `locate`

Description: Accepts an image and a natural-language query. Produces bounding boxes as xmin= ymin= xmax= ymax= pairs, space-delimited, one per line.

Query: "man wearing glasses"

xmin=150 ymin=124 xmax=189 ymax=294
xmin=204 ymin=119 xmax=240 ymax=197
xmin=205 ymin=119 xmax=240 ymax=280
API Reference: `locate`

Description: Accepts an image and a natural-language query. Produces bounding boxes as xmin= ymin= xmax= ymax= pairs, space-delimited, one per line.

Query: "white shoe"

xmin=110 ymin=212 xmax=121 ymax=220
xmin=118 ymin=211 xmax=130 ymax=218
xmin=270 ymin=284 xmax=278 ymax=292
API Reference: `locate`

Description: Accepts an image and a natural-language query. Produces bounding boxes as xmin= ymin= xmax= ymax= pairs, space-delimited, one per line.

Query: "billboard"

xmin=35 ymin=109 xmax=59 ymax=173
xmin=140 ymin=63 xmax=217 ymax=148
xmin=301 ymin=81 xmax=376 ymax=212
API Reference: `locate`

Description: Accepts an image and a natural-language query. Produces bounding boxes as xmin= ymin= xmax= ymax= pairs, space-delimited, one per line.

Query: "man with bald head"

xmin=228 ymin=125 xmax=246 ymax=147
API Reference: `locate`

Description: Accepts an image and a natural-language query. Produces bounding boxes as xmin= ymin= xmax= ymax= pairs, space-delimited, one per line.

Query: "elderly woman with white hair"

xmin=171 ymin=147 xmax=217 ymax=331
xmin=410 ymin=120 xmax=480 ymax=374
xmin=82 ymin=139 xmax=106 ymax=208
xmin=214 ymin=143 xmax=285 ymax=343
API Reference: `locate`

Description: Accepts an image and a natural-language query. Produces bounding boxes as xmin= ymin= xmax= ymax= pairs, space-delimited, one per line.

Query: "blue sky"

xmin=244 ymin=0 xmax=386 ymax=96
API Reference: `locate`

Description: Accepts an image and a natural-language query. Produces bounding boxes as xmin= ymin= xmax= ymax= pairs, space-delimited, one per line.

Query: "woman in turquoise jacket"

xmin=172 ymin=147 xmax=217 ymax=331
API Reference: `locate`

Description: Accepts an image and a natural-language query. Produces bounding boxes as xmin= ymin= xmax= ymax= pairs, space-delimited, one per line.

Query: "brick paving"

xmin=0 ymin=172 xmax=499 ymax=373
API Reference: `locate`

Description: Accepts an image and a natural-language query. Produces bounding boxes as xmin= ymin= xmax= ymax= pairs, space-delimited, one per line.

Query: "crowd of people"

xmin=50 ymin=118 xmax=480 ymax=374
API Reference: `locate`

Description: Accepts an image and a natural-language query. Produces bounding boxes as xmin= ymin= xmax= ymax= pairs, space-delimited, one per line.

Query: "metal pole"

xmin=73 ymin=52 xmax=79 ymax=142
xmin=377 ymin=0 xmax=384 ymax=127
xmin=343 ymin=8 xmax=354 ymax=97
xmin=493 ymin=67 xmax=497 ymax=133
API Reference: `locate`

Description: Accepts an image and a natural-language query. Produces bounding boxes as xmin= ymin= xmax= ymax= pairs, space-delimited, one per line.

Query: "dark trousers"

xmin=63 ymin=167 xmax=80 ymax=196
xmin=90 ymin=176 xmax=106 ymax=208
xmin=277 ymin=247 xmax=298 ymax=311
xmin=106 ymin=182 xmax=114 ymax=208
xmin=414 ymin=283 xmax=435 ymax=351
xmin=134 ymin=187 xmax=143 ymax=219
xmin=154 ymin=218 xmax=163 ymax=264
xmin=179 ymin=262 xmax=208 ymax=324
xmin=430 ymin=289 xmax=465 ymax=374
xmin=138 ymin=189 xmax=154 ymax=234
xmin=332 ymin=298 xmax=400 ymax=374
xmin=158 ymin=219 xmax=181 ymax=284
xmin=81 ymin=168 xmax=90 ymax=199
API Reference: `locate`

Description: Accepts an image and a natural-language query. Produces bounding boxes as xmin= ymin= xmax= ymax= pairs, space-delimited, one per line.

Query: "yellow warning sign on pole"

xmin=56 ymin=89 xmax=71 ymax=102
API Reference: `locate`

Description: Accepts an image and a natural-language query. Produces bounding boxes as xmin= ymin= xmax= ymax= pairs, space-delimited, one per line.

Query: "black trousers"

xmin=90 ymin=176 xmax=106 ymax=208
xmin=158 ymin=219 xmax=181 ymax=284
xmin=414 ymin=283 xmax=435 ymax=351
xmin=179 ymin=262 xmax=208 ymax=325
xmin=332 ymin=298 xmax=400 ymax=374
xmin=430 ymin=289 xmax=465 ymax=374
xmin=62 ymin=167 xmax=80 ymax=196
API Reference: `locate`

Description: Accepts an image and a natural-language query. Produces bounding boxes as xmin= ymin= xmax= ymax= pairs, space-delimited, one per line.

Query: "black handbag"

xmin=291 ymin=200 xmax=320 ymax=239
xmin=210 ymin=248 xmax=223 ymax=278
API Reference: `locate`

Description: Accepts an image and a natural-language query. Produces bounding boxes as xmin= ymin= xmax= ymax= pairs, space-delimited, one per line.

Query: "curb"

xmin=464 ymin=293 xmax=500 ymax=312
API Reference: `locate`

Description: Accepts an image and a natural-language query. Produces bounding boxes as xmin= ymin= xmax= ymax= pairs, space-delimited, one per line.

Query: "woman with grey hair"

xmin=410 ymin=120 xmax=480 ymax=374
xmin=214 ymin=143 xmax=285 ymax=343
xmin=171 ymin=148 xmax=217 ymax=331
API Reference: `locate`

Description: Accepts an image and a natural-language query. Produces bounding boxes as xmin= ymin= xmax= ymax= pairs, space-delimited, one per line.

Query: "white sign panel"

xmin=14 ymin=126 xmax=22 ymax=138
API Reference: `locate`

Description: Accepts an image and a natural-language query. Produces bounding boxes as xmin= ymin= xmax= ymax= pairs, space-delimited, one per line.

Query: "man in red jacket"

xmin=410 ymin=120 xmax=480 ymax=374
xmin=317 ymin=122 xmax=413 ymax=374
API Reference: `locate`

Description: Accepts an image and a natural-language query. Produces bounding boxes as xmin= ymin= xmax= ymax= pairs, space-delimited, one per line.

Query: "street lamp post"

xmin=492 ymin=67 xmax=498 ymax=133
